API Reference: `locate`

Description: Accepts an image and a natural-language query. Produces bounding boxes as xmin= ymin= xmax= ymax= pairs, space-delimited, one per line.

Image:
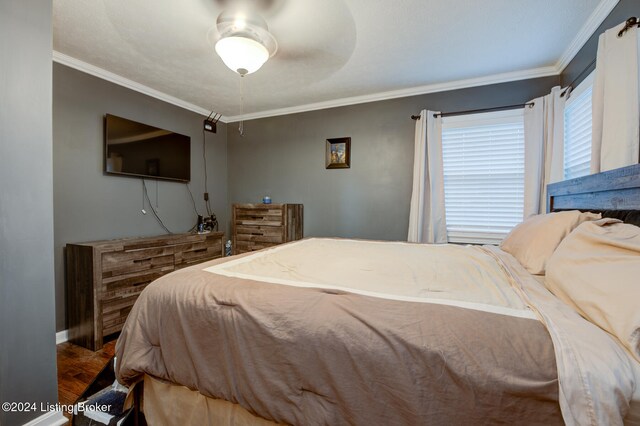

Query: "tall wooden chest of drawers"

xmin=232 ymin=203 xmax=303 ymax=254
xmin=66 ymin=232 xmax=224 ymax=350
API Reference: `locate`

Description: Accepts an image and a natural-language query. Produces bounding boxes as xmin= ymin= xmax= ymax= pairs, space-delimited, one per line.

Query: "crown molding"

xmin=224 ymin=66 xmax=558 ymax=122
xmin=53 ymin=51 xmax=217 ymax=119
xmin=555 ymin=0 xmax=619 ymax=72
xmin=53 ymin=51 xmax=557 ymax=124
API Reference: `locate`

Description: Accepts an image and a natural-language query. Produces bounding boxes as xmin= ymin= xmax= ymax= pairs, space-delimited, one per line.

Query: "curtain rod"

xmin=411 ymin=102 xmax=534 ymax=120
xmin=560 ymin=57 xmax=596 ymax=98
xmin=618 ymin=16 xmax=639 ymax=37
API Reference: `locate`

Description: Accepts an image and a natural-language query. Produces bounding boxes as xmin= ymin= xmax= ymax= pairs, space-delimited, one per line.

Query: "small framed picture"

xmin=325 ymin=137 xmax=351 ymax=169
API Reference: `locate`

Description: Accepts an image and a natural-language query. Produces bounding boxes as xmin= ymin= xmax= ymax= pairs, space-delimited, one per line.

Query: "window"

xmin=442 ymin=109 xmax=525 ymax=245
xmin=564 ymin=71 xmax=594 ymax=180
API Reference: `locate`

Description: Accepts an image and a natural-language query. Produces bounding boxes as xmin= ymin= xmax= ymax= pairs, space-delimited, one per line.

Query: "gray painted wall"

xmin=227 ymin=76 xmax=559 ymax=242
xmin=53 ymin=63 xmax=229 ymax=331
xmin=0 ymin=0 xmax=59 ymax=424
xmin=562 ymin=0 xmax=640 ymax=86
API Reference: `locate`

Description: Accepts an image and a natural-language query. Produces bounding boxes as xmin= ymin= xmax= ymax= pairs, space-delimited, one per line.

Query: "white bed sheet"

xmin=531 ymin=274 xmax=640 ymax=426
xmin=206 ymin=238 xmax=533 ymax=318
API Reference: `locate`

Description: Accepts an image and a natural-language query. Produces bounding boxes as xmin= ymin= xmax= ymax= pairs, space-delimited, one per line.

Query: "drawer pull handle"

xmin=193 ymin=248 xmax=207 ymax=253
xmin=133 ymin=258 xmax=151 ymax=264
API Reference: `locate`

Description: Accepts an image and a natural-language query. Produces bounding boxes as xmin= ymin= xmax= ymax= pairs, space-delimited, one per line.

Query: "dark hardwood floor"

xmin=57 ymin=340 xmax=116 ymax=420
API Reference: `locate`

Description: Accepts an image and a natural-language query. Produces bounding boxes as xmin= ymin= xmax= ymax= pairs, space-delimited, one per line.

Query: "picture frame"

xmin=325 ymin=137 xmax=351 ymax=169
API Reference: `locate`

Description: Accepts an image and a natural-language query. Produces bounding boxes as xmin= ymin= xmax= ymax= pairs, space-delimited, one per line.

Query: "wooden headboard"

xmin=547 ymin=164 xmax=640 ymax=215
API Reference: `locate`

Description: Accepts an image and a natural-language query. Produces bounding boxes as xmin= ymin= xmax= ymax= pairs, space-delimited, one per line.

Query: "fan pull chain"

xmin=239 ymin=75 xmax=245 ymax=137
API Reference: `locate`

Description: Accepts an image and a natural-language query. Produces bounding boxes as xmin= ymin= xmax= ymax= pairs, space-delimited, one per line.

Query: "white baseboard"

xmin=22 ymin=410 xmax=67 ymax=426
xmin=55 ymin=330 xmax=68 ymax=345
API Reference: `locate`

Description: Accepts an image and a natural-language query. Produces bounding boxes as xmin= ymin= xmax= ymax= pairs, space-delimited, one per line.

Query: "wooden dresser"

xmin=232 ymin=203 xmax=303 ymax=254
xmin=66 ymin=232 xmax=224 ymax=350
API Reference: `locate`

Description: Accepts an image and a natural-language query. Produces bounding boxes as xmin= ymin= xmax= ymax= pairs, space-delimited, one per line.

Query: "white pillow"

xmin=500 ymin=211 xmax=601 ymax=275
xmin=545 ymin=219 xmax=640 ymax=361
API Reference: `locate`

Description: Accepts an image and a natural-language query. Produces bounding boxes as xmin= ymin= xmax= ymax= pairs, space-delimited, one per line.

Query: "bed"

xmin=116 ymin=164 xmax=640 ymax=426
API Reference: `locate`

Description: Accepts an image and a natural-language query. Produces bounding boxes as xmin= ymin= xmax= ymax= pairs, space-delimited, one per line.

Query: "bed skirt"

xmin=143 ymin=375 xmax=281 ymax=426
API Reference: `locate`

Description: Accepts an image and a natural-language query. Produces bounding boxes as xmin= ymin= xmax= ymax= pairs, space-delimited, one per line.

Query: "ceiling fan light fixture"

xmin=214 ymin=8 xmax=277 ymax=76
xmin=215 ymin=36 xmax=269 ymax=75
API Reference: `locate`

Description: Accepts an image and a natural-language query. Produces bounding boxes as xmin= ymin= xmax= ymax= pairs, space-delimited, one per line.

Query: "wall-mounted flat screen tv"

xmin=104 ymin=114 xmax=191 ymax=182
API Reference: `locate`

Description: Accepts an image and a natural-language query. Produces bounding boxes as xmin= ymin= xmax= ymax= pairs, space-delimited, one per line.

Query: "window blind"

xmin=442 ymin=110 xmax=525 ymax=245
xmin=564 ymin=72 xmax=594 ymax=180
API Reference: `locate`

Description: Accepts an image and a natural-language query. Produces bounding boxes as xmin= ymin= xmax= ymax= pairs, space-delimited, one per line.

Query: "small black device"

xmin=197 ymin=214 xmax=218 ymax=233
xmin=203 ymin=111 xmax=222 ymax=134
xmin=203 ymin=119 xmax=217 ymax=133
xmin=203 ymin=214 xmax=218 ymax=232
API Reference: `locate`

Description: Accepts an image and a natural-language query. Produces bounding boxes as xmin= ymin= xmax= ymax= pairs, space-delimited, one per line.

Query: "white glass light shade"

xmin=215 ymin=36 xmax=269 ymax=75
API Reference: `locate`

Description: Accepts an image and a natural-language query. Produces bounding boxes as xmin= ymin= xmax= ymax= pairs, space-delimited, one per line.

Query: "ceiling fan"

xmin=205 ymin=0 xmax=356 ymax=81
xmin=212 ymin=0 xmax=279 ymax=76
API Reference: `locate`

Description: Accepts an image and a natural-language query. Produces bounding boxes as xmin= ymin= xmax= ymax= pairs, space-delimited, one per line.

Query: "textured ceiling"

xmin=53 ymin=0 xmax=604 ymax=119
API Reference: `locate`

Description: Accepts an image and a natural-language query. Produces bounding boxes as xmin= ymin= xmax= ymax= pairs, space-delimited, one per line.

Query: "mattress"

xmin=116 ymin=238 xmax=637 ymax=425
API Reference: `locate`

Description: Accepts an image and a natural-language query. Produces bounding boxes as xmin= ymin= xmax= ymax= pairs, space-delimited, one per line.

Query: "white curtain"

xmin=408 ymin=110 xmax=447 ymax=243
xmin=591 ymin=21 xmax=640 ymax=173
xmin=523 ymin=86 xmax=566 ymax=217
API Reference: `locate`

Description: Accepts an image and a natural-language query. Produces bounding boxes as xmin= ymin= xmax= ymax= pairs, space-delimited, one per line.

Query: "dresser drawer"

xmin=102 ymin=312 xmax=131 ymax=336
xmin=100 ymin=268 xmax=167 ymax=298
xmin=235 ymin=225 xmax=284 ymax=243
xmin=235 ymin=206 xmax=284 ymax=226
xmin=101 ymin=294 xmax=139 ymax=335
xmin=102 ymin=247 xmax=174 ymax=278
xmin=235 ymin=240 xmax=280 ymax=253
xmin=174 ymin=238 xmax=223 ymax=268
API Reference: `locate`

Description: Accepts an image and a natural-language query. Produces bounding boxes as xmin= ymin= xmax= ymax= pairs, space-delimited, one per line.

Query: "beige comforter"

xmin=116 ymin=238 xmax=637 ymax=425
